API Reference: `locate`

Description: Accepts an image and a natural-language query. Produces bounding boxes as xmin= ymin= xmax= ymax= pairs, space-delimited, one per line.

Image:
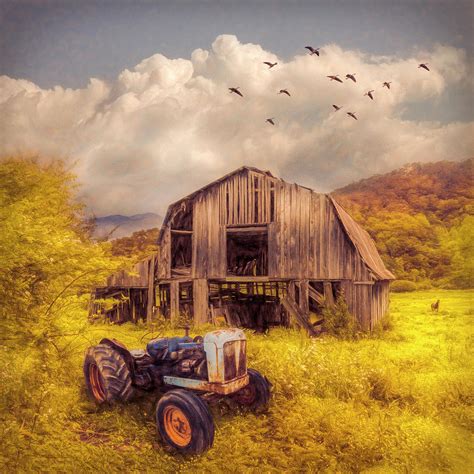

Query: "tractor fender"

xmin=99 ymin=338 xmax=137 ymax=383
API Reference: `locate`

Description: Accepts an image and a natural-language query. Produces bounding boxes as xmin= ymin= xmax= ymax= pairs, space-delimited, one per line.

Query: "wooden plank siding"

xmin=149 ymin=167 xmax=393 ymax=329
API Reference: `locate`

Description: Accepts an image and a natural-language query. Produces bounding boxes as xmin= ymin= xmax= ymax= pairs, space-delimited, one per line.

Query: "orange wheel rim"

xmin=89 ymin=363 xmax=106 ymax=402
xmin=163 ymin=405 xmax=192 ymax=446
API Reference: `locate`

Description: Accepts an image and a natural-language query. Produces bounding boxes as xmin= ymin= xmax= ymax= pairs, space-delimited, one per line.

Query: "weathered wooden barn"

xmin=92 ymin=166 xmax=394 ymax=332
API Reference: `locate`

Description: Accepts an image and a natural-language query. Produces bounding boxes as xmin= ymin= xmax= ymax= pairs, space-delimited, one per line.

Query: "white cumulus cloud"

xmin=0 ymin=34 xmax=472 ymax=216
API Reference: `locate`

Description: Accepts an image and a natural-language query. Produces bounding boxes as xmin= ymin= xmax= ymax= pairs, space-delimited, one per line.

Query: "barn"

xmin=91 ymin=166 xmax=394 ymax=333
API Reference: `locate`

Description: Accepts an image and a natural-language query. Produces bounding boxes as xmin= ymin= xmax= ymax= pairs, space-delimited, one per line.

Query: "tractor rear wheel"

xmin=231 ymin=368 xmax=271 ymax=411
xmin=83 ymin=344 xmax=134 ymax=404
xmin=156 ymin=389 xmax=214 ymax=454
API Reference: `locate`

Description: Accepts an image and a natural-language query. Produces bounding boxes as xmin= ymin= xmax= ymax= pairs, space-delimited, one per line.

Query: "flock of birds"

xmin=228 ymin=45 xmax=431 ymax=124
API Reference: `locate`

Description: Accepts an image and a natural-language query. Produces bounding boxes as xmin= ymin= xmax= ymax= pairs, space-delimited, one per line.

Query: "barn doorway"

xmin=226 ymin=226 xmax=268 ymax=276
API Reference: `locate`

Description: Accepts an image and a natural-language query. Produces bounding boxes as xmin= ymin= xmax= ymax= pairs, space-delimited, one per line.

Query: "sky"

xmin=0 ymin=0 xmax=473 ymax=216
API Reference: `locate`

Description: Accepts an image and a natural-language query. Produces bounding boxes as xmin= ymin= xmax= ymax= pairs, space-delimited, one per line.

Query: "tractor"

xmin=83 ymin=327 xmax=271 ymax=454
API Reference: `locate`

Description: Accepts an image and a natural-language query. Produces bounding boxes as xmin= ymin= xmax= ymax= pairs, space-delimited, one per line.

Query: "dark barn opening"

xmin=226 ymin=227 xmax=268 ymax=276
xmin=179 ymin=281 xmax=193 ymax=321
xmin=171 ymin=232 xmax=192 ymax=276
xmin=208 ymin=280 xmax=289 ymax=331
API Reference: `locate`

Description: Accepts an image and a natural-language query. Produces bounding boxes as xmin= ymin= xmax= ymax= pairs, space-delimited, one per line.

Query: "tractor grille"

xmin=223 ymin=340 xmax=247 ymax=381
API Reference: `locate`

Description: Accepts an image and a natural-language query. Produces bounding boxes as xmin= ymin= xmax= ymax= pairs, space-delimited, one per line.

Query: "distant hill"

xmin=333 ymin=158 xmax=473 ymax=227
xmin=333 ymin=158 xmax=473 ymax=287
xmin=93 ymin=212 xmax=163 ymax=239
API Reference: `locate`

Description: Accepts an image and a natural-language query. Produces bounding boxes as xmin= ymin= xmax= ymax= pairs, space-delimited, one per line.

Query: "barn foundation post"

xmin=193 ymin=279 xmax=209 ymax=325
xmin=170 ymin=281 xmax=180 ymax=324
xmin=323 ymin=281 xmax=335 ymax=306
xmin=146 ymin=256 xmax=156 ymax=325
xmin=299 ymin=280 xmax=309 ymax=315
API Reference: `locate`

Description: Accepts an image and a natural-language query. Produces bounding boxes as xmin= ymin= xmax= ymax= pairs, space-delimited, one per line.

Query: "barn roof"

xmin=159 ymin=166 xmax=394 ymax=281
xmin=330 ymin=197 xmax=395 ymax=280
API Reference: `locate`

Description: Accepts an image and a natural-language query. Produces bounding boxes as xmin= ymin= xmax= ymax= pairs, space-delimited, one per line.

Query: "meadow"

xmin=1 ymin=289 xmax=473 ymax=473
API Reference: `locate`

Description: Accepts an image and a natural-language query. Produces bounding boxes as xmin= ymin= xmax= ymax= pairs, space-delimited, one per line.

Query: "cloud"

xmin=0 ymin=35 xmax=472 ymax=215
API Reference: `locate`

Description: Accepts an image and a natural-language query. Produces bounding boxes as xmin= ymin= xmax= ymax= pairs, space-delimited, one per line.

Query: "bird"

xmin=345 ymin=73 xmax=357 ymax=83
xmin=263 ymin=61 xmax=277 ymax=69
xmin=332 ymin=104 xmax=342 ymax=111
xmin=327 ymin=75 xmax=343 ymax=83
xmin=431 ymin=300 xmax=440 ymax=312
xmin=266 ymin=118 xmax=275 ymax=125
xmin=418 ymin=63 xmax=430 ymax=71
xmin=383 ymin=81 xmax=392 ymax=89
xmin=364 ymin=90 xmax=375 ymax=100
xmin=305 ymin=46 xmax=320 ymax=56
xmin=347 ymin=112 xmax=358 ymax=120
xmin=229 ymin=87 xmax=243 ymax=97
xmin=278 ymin=89 xmax=291 ymax=96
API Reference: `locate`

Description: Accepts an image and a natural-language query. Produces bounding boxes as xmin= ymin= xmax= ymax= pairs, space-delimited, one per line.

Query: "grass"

xmin=1 ymin=290 xmax=473 ymax=473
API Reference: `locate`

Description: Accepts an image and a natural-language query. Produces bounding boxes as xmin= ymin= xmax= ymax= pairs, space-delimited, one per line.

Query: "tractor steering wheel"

xmin=193 ymin=335 xmax=204 ymax=344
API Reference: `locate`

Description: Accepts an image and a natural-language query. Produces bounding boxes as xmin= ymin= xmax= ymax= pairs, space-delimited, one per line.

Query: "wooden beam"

xmin=226 ymin=226 xmax=268 ymax=234
xmin=171 ymin=229 xmax=193 ymax=235
xmin=323 ymin=281 xmax=335 ymax=306
xmin=146 ymin=257 xmax=156 ymax=325
xmin=281 ymin=294 xmax=317 ymax=337
xmin=170 ymin=280 xmax=180 ymax=324
xmin=298 ymin=280 xmax=309 ymax=315
xmin=226 ymin=223 xmax=269 ymax=229
xmin=193 ymin=279 xmax=209 ymax=325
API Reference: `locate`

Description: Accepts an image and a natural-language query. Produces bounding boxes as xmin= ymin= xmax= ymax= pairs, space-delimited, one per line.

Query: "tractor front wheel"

xmin=231 ymin=368 xmax=271 ymax=411
xmin=83 ymin=344 xmax=134 ymax=404
xmin=156 ymin=389 xmax=214 ymax=454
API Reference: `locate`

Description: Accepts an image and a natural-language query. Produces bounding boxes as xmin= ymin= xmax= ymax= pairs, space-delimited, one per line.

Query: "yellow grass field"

xmin=1 ymin=290 xmax=473 ymax=473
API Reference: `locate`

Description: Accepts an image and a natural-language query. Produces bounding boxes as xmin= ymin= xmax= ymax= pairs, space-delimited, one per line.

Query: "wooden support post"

xmin=299 ymin=280 xmax=309 ymax=315
xmin=146 ymin=256 xmax=156 ymax=325
xmin=323 ymin=281 xmax=335 ymax=306
xmin=170 ymin=280 xmax=180 ymax=324
xmin=193 ymin=279 xmax=209 ymax=325
xmin=288 ymin=281 xmax=296 ymax=299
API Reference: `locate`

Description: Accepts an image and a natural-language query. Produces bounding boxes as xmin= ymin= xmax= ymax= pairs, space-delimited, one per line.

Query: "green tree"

xmin=0 ymin=158 xmax=123 ymax=449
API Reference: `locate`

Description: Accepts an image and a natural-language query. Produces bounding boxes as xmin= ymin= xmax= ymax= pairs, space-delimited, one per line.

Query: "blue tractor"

xmin=83 ymin=327 xmax=271 ymax=454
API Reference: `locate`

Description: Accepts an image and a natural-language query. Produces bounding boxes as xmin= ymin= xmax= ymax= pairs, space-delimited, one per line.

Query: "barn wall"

xmin=181 ymin=169 xmax=373 ymax=281
xmin=371 ymin=281 xmax=390 ymax=328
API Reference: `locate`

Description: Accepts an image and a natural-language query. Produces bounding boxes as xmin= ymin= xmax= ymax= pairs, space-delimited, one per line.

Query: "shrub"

xmin=391 ymin=280 xmax=417 ymax=292
xmin=322 ymin=294 xmax=361 ymax=339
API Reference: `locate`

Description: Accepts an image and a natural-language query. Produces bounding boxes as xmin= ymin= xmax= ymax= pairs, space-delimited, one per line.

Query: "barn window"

xmin=226 ymin=226 xmax=268 ymax=276
xmin=254 ymin=176 xmax=259 ymax=221
xmin=171 ymin=231 xmax=192 ymax=276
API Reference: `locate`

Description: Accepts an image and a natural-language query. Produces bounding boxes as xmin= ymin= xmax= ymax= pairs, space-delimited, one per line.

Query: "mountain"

xmin=333 ymin=158 xmax=473 ymax=226
xmin=93 ymin=212 xmax=163 ymax=239
xmin=332 ymin=158 xmax=473 ymax=288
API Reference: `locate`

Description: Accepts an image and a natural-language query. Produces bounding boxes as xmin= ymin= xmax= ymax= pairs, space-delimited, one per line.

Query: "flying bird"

xmin=383 ymin=81 xmax=392 ymax=89
xmin=347 ymin=112 xmax=358 ymax=120
xmin=332 ymin=104 xmax=342 ymax=111
xmin=266 ymin=118 xmax=275 ymax=125
xmin=305 ymin=46 xmax=320 ymax=56
xmin=263 ymin=61 xmax=277 ymax=69
xmin=278 ymin=89 xmax=291 ymax=96
xmin=229 ymin=87 xmax=243 ymax=97
xmin=327 ymin=75 xmax=343 ymax=83
xmin=418 ymin=63 xmax=430 ymax=71
xmin=345 ymin=73 xmax=357 ymax=83
xmin=364 ymin=90 xmax=375 ymax=100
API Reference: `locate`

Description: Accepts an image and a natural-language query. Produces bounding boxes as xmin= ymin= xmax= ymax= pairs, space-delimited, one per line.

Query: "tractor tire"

xmin=156 ymin=389 xmax=214 ymax=454
xmin=83 ymin=344 xmax=135 ymax=404
xmin=231 ymin=368 xmax=271 ymax=411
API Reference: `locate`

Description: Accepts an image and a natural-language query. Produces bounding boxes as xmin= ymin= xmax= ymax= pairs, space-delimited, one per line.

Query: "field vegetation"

xmin=1 ymin=158 xmax=472 ymax=472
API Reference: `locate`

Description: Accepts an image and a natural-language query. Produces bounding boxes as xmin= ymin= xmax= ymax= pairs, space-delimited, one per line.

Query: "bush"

xmin=322 ymin=294 xmax=361 ymax=339
xmin=391 ymin=280 xmax=417 ymax=292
